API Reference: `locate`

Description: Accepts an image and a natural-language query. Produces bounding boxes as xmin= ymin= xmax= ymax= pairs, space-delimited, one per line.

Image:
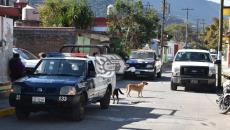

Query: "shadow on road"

xmin=3 ymin=104 xmax=178 ymax=130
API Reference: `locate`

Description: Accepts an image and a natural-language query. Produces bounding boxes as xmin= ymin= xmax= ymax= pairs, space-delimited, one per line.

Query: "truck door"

xmin=87 ymin=61 xmax=97 ymax=99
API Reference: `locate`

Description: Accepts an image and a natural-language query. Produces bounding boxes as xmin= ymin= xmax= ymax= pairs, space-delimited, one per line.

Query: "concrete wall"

xmin=14 ymin=27 xmax=76 ymax=56
xmin=0 ymin=17 xmax=13 ymax=83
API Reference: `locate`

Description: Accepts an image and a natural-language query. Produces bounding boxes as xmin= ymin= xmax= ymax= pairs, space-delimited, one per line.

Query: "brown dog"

xmin=126 ymin=82 xmax=148 ymax=97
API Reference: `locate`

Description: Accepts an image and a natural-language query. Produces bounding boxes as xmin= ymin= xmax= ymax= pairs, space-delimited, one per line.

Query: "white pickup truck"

xmin=171 ymin=49 xmax=216 ymax=91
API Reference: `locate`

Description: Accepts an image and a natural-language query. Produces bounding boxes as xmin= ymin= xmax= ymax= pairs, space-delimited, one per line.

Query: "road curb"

xmin=0 ymin=107 xmax=15 ymax=117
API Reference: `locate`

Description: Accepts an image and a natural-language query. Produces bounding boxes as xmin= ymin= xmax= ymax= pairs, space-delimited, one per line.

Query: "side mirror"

xmin=124 ymin=56 xmax=129 ymax=62
xmin=214 ymin=60 xmax=221 ymax=64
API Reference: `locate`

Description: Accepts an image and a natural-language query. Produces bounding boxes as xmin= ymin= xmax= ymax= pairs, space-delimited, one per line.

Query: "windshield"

xmin=34 ymin=59 xmax=86 ymax=76
xmin=130 ymin=51 xmax=155 ymax=59
xmin=175 ymin=52 xmax=212 ymax=62
xmin=14 ymin=48 xmax=38 ymax=60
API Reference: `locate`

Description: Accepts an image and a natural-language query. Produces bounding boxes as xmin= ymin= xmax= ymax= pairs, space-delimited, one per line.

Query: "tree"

xmin=38 ymin=0 xmax=93 ymax=29
xmin=107 ymin=0 xmax=159 ymax=51
xmin=201 ymin=17 xmax=229 ymax=49
xmin=165 ymin=23 xmax=193 ymax=42
xmin=201 ymin=18 xmax=219 ymax=49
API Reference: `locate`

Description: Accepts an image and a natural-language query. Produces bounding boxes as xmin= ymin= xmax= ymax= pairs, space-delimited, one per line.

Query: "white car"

xmin=171 ymin=49 xmax=216 ymax=91
xmin=13 ymin=48 xmax=40 ymax=69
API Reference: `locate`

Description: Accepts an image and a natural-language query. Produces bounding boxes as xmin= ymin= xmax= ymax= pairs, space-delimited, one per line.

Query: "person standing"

xmin=8 ymin=53 xmax=25 ymax=82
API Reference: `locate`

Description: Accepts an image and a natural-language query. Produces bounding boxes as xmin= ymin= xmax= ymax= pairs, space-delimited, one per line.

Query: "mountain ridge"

xmin=27 ymin=0 xmax=219 ymax=24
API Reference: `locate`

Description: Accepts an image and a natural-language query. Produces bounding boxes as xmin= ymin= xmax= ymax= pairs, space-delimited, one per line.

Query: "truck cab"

xmin=125 ymin=49 xmax=162 ymax=80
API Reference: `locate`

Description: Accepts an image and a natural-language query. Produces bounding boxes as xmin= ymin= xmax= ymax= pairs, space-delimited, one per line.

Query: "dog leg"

xmin=112 ymin=94 xmax=115 ymax=104
xmin=116 ymin=95 xmax=119 ymax=104
xmin=138 ymin=91 xmax=140 ymax=97
xmin=127 ymin=90 xmax=131 ymax=97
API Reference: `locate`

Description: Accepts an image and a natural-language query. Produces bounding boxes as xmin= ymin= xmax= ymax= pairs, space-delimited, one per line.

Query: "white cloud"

xmin=207 ymin=0 xmax=230 ymax=6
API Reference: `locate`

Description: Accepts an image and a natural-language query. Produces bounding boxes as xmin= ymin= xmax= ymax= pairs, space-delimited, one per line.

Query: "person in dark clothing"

xmin=9 ymin=53 xmax=26 ymax=82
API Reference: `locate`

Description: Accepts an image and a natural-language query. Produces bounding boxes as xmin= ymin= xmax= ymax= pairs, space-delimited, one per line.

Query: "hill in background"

xmin=27 ymin=0 xmax=219 ymax=25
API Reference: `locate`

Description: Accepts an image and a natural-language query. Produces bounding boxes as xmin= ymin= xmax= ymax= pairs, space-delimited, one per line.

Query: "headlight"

xmin=60 ymin=86 xmax=76 ymax=95
xmin=172 ymin=67 xmax=180 ymax=76
xmin=10 ymin=85 xmax=21 ymax=94
xmin=209 ymin=68 xmax=216 ymax=76
xmin=146 ymin=64 xmax=153 ymax=69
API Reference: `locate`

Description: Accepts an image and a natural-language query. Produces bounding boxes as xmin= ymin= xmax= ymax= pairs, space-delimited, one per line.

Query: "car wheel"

xmin=209 ymin=84 xmax=217 ymax=93
xmin=16 ymin=108 xmax=30 ymax=120
xmin=185 ymin=86 xmax=191 ymax=92
xmin=100 ymin=87 xmax=111 ymax=109
xmin=152 ymin=68 xmax=157 ymax=80
xmin=157 ymin=69 xmax=162 ymax=78
xmin=70 ymin=95 xmax=86 ymax=121
xmin=171 ymin=81 xmax=177 ymax=91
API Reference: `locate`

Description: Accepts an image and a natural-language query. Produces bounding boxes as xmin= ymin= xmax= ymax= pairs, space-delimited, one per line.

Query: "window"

xmin=130 ymin=51 xmax=155 ymax=59
xmin=175 ymin=52 xmax=212 ymax=62
xmin=35 ymin=59 xmax=86 ymax=76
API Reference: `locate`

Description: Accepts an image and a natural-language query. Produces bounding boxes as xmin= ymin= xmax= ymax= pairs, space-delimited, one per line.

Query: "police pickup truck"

xmin=125 ymin=49 xmax=162 ymax=80
xmin=9 ymin=45 xmax=116 ymax=121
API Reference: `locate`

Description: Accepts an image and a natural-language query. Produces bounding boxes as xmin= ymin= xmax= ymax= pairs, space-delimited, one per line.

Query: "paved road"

xmin=0 ymin=72 xmax=230 ymax=130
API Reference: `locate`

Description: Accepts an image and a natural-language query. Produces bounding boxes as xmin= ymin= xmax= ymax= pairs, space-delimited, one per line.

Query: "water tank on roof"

xmin=107 ymin=4 xmax=117 ymax=15
xmin=22 ymin=5 xmax=39 ymax=21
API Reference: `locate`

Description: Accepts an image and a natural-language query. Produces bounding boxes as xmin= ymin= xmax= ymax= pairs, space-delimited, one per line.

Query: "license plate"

xmin=32 ymin=97 xmax=45 ymax=104
xmin=135 ymin=71 xmax=140 ymax=74
xmin=191 ymin=80 xmax=198 ymax=84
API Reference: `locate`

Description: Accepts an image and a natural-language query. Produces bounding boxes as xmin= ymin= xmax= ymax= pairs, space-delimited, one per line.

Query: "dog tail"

xmin=118 ymin=89 xmax=124 ymax=95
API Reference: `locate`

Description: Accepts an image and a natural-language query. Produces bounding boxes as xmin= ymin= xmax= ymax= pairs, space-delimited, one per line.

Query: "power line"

xmin=181 ymin=8 xmax=194 ymax=48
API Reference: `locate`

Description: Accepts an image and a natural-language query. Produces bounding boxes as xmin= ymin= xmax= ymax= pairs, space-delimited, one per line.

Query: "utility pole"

xmin=160 ymin=0 xmax=166 ymax=61
xmin=181 ymin=8 xmax=194 ymax=48
xmin=196 ymin=19 xmax=200 ymax=41
xmin=217 ymin=0 xmax=224 ymax=90
xmin=200 ymin=19 xmax=206 ymax=32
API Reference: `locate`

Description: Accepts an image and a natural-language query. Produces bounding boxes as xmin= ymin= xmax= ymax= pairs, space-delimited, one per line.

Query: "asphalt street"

xmin=0 ymin=72 xmax=230 ymax=130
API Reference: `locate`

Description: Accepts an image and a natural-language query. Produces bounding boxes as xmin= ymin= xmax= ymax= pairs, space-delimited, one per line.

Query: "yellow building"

xmin=223 ymin=7 xmax=230 ymax=68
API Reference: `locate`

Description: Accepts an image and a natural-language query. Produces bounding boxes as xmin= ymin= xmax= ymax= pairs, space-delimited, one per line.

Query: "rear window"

xmin=175 ymin=52 xmax=212 ymax=62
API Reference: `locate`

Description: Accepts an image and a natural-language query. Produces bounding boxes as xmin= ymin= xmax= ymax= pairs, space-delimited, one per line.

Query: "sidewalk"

xmin=0 ymin=83 xmax=15 ymax=117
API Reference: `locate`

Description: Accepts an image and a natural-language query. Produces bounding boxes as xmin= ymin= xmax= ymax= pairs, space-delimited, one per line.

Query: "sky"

xmin=208 ymin=0 xmax=230 ymax=6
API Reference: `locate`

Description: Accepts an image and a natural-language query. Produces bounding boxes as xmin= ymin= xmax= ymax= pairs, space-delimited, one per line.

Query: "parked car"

xmin=125 ymin=49 xmax=162 ymax=79
xmin=9 ymin=46 xmax=116 ymax=121
xmin=171 ymin=49 xmax=216 ymax=91
xmin=13 ymin=48 xmax=40 ymax=69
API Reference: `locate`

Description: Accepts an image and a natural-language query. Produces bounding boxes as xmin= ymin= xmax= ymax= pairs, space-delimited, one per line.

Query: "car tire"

xmin=70 ymin=95 xmax=85 ymax=121
xmin=16 ymin=108 xmax=30 ymax=120
xmin=209 ymin=84 xmax=217 ymax=93
xmin=152 ymin=68 xmax=157 ymax=80
xmin=100 ymin=87 xmax=111 ymax=109
xmin=171 ymin=81 xmax=177 ymax=91
xmin=157 ymin=69 xmax=162 ymax=78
